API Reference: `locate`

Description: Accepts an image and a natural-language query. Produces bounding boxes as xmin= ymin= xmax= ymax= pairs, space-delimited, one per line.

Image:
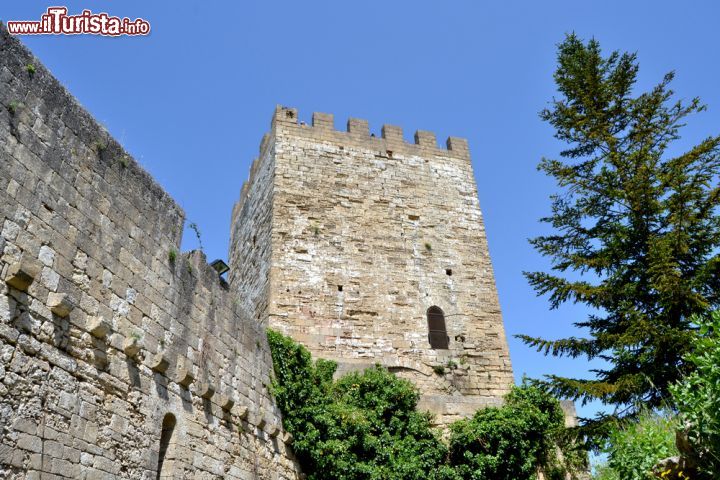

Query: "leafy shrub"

xmin=448 ymin=383 xmax=582 ymax=480
xmin=600 ymin=410 xmax=678 ymax=480
xmin=670 ymin=310 xmax=720 ymax=478
xmin=268 ymin=329 xmax=583 ymax=480
xmin=267 ymin=329 xmax=450 ymax=480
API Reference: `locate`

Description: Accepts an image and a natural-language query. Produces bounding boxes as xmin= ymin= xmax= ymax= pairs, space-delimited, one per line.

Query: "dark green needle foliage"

xmin=520 ymin=34 xmax=720 ymax=435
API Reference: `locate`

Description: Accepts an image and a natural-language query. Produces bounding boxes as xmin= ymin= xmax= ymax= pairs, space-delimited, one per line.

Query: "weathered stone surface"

xmin=233 ymin=404 xmax=249 ymax=419
xmin=174 ymin=364 xmax=194 ymax=388
xmin=149 ymin=352 xmax=169 ymax=373
xmin=122 ymin=336 xmax=142 ymax=359
xmin=196 ymin=382 xmax=215 ymax=399
xmin=47 ymin=292 xmax=75 ymax=318
xmin=4 ymin=258 xmax=41 ymax=292
xmin=218 ymin=394 xmax=235 ymax=411
xmin=87 ymin=316 xmax=110 ymax=339
xmin=256 ymin=415 xmax=268 ymax=429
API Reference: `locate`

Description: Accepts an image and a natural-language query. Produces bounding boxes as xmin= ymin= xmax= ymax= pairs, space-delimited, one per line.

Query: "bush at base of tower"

xmin=267 ymin=329 xmax=584 ymax=480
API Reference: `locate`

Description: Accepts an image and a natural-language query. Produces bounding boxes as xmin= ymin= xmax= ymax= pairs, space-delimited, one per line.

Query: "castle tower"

xmin=229 ymin=106 xmax=514 ymax=423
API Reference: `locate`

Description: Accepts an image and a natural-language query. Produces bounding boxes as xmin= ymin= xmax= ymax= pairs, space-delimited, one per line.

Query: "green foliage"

xmin=424 ymin=242 xmax=432 ymax=251
xmin=188 ymin=222 xmax=203 ymax=251
xmin=268 ymin=330 xmax=582 ymax=480
xmin=93 ymin=140 xmax=108 ymax=157
xmin=449 ymin=384 xmax=583 ymax=480
xmin=591 ymin=462 xmax=620 ymax=480
xmin=520 ymin=33 xmax=720 ymax=435
xmin=670 ymin=310 xmax=720 ymax=477
xmin=599 ymin=410 xmax=679 ymax=480
xmin=168 ymin=248 xmax=178 ymax=263
xmin=119 ymin=154 xmax=129 ymax=168
xmin=433 ymin=360 xmax=459 ymax=376
xmin=7 ymin=101 xmax=20 ymax=115
xmin=267 ymin=329 xmax=450 ymax=480
xmin=25 ymin=63 xmax=36 ymax=76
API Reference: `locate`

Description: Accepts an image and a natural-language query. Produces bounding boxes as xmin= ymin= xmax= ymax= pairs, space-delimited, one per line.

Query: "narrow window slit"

xmin=427 ymin=306 xmax=449 ymax=349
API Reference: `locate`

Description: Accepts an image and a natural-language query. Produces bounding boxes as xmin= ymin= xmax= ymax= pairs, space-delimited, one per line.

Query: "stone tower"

xmin=230 ymin=106 xmax=514 ymax=424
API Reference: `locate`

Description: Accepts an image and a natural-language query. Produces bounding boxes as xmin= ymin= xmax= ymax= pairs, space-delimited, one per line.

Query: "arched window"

xmin=427 ymin=306 xmax=449 ymax=349
xmin=157 ymin=413 xmax=176 ymax=480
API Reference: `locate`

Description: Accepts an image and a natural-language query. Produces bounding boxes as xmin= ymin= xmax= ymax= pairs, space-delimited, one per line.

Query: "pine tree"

xmin=520 ymin=34 xmax=720 ymax=435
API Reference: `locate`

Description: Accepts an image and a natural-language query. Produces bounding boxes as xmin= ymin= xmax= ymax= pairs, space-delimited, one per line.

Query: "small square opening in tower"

xmin=338 ymin=285 xmax=343 ymax=292
xmin=446 ymin=269 xmax=452 ymax=276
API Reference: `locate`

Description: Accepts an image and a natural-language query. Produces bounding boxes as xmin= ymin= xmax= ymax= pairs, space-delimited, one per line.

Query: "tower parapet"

xmin=269 ymin=105 xmax=472 ymax=158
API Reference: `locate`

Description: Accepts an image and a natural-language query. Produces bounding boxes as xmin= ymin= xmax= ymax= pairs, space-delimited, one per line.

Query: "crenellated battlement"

xmin=270 ymin=105 xmax=470 ymax=157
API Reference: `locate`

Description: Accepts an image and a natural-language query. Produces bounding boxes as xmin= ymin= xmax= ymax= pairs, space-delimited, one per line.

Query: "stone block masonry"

xmin=230 ymin=106 xmax=515 ymax=425
xmin=0 ymin=25 xmax=301 ymax=479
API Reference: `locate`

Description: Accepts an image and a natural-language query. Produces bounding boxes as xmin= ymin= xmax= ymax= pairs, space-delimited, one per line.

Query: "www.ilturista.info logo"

xmin=6 ymin=7 xmax=150 ymax=36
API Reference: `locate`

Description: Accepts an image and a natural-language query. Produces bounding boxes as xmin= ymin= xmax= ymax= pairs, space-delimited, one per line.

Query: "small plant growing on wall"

xmin=168 ymin=248 xmax=178 ymax=264
xmin=25 ymin=63 xmax=36 ymax=77
xmin=7 ymin=101 xmax=20 ymax=116
xmin=424 ymin=242 xmax=432 ymax=251
xmin=119 ymin=155 xmax=129 ymax=168
xmin=432 ymin=364 xmax=446 ymax=375
xmin=188 ymin=222 xmax=204 ymax=251
xmin=93 ymin=140 xmax=107 ymax=155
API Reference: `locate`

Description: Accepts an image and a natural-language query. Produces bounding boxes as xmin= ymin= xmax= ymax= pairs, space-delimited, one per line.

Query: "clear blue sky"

xmin=4 ymin=1 xmax=720 ymax=421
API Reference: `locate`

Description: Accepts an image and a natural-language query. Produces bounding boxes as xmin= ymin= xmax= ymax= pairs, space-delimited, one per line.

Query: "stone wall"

xmin=228 ymin=134 xmax=276 ymax=326
xmin=0 ymin=26 xmax=300 ymax=479
xmin=231 ymin=106 xmax=514 ymax=424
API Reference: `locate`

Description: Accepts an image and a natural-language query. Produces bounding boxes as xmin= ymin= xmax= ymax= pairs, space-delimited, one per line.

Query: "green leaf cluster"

xmin=267 ymin=329 xmax=449 ymax=480
xmin=670 ymin=310 xmax=720 ymax=478
xmin=267 ymin=329 xmax=581 ymax=480
xmin=521 ymin=33 xmax=720 ymax=435
xmin=597 ymin=410 xmax=679 ymax=480
xmin=449 ymin=385 xmax=584 ymax=480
